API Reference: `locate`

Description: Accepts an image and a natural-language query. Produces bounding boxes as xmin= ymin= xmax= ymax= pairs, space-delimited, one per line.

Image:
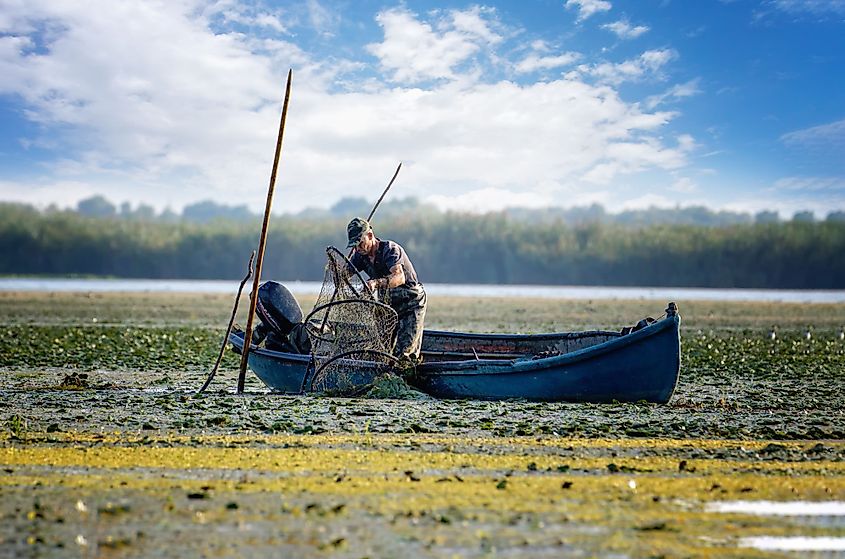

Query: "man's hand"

xmin=367 ymin=265 xmax=404 ymax=294
xmin=367 ymin=278 xmax=386 ymax=293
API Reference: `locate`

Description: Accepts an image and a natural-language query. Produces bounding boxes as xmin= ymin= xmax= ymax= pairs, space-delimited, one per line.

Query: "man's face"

xmin=354 ymin=231 xmax=374 ymax=254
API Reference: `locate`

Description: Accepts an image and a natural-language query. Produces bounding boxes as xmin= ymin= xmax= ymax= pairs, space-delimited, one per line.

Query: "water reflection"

xmin=707 ymin=501 xmax=845 ymax=516
xmin=708 ymin=501 xmax=845 ymax=553
xmin=1 ymin=278 xmax=844 ymax=302
xmin=739 ymin=536 xmax=845 ymax=551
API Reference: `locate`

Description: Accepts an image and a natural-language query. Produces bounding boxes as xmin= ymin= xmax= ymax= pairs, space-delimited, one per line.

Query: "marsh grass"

xmin=1 ymin=292 xmax=844 ymax=557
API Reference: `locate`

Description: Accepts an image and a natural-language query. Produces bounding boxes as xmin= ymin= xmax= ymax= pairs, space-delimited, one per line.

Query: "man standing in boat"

xmin=346 ymin=217 xmax=427 ymax=364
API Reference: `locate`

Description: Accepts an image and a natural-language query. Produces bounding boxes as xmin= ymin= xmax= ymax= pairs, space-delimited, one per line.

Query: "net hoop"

xmin=309 ymin=349 xmax=400 ymax=392
xmin=304 ymin=298 xmax=397 ymax=345
xmin=304 ymin=244 xmax=399 ymax=395
xmin=326 ymin=246 xmax=374 ymax=301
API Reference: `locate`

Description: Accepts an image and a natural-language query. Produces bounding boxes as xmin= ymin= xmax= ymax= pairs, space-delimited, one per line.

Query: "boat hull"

xmin=228 ymin=311 xmax=681 ymax=403
xmin=411 ymin=315 xmax=680 ymax=403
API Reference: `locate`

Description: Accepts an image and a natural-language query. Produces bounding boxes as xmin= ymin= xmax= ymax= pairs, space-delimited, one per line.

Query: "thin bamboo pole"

xmin=304 ymin=164 xmax=404 ymax=391
xmin=197 ymin=250 xmax=254 ymax=394
xmin=237 ymin=69 xmax=293 ymax=394
xmin=367 ymin=162 xmax=402 ymax=222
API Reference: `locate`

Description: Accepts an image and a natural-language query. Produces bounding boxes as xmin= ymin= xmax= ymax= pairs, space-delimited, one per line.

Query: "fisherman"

xmin=346 ymin=217 xmax=427 ymax=364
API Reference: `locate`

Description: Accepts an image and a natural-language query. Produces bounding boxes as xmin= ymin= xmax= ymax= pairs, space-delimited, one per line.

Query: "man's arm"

xmin=368 ymin=264 xmax=405 ymax=292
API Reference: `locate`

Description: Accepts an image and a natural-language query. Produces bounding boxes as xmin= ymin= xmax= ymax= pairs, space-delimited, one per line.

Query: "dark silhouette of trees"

xmin=1 ymin=201 xmax=843 ymax=288
xmin=76 ymin=195 xmax=116 ymax=218
xmin=182 ymin=200 xmax=255 ymax=223
xmin=792 ymin=210 xmax=816 ymax=223
xmin=754 ymin=210 xmax=780 ymax=224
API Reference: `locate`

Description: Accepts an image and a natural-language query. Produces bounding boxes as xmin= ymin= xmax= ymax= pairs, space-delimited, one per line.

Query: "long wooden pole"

xmin=237 ymin=69 xmax=293 ymax=394
xmin=367 ymin=162 xmax=402 ymax=222
xmin=306 ymin=164 xmax=404 ymax=392
xmin=197 ymin=250 xmax=255 ymax=394
xmin=344 ymin=162 xmax=403 ymax=302
xmin=345 ymin=162 xmax=402 ymax=260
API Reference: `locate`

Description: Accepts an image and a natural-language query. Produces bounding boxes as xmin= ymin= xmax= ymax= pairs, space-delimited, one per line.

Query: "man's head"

xmin=346 ymin=217 xmax=372 ymax=250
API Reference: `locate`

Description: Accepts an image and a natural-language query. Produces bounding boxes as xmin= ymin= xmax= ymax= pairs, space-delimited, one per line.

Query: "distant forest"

xmin=2 ymin=196 xmax=844 ymax=288
xmin=49 ymin=193 xmax=845 ymax=227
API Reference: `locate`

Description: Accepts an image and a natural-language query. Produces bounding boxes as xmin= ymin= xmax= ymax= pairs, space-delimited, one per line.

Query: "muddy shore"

xmin=1 ymin=292 xmax=844 ymax=557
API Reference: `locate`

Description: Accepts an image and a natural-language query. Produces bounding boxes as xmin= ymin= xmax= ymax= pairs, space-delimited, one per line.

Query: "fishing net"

xmin=303 ymin=246 xmax=399 ymax=393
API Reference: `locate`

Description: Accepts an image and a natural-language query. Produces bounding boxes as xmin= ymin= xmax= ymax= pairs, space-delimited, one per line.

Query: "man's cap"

xmin=346 ymin=217 xmax=371 ymax=248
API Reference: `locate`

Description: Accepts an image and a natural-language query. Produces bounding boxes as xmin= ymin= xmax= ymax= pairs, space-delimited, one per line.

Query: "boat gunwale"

xmin=229 ymin=313 xmax=679 ymax=376
xmin=418 ymin=314 xmax=679 ymax=375
xmin=422 ymin=328 xmax=621 ymax=342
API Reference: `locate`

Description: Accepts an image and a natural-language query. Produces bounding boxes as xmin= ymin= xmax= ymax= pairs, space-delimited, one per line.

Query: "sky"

xmin=0 ymin=0 xmax=843 ymax=217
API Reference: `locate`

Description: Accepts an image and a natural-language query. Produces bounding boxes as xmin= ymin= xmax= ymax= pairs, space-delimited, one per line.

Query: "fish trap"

xmin=303 ymin=246 xmax=398 ymax=393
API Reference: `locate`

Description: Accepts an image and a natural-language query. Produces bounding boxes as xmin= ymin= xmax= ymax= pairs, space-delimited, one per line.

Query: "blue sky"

xmin=0 ymin=0 xmax=843 ymax=217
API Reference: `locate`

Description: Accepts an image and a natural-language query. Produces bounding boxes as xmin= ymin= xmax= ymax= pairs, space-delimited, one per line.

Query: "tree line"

xmin=1 ymin=201 xmax=843 ymax=288
xmin=68 ymin=194 xmax=845 ymax=227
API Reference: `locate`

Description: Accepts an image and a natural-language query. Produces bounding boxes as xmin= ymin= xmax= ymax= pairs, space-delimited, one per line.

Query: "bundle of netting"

xmin=303 ymin=246 xmax=399 ymax=394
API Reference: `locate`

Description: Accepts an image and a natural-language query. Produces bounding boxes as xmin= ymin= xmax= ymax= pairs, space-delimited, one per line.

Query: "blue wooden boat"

xmin=229 ymin=302 xmax=681 ymax=403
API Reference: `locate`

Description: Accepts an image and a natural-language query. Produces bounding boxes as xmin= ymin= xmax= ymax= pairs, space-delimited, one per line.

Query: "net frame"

xmin=302 ymin=246 xmax=399 ymax=394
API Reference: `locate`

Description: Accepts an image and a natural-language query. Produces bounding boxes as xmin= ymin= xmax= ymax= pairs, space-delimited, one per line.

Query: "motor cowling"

xmin=255 ymin=281 xmax=303 ymax=338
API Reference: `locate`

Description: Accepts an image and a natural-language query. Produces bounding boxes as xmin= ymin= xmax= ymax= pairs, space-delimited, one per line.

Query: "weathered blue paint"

xmin=229 ymin=304 xmax=681 ymax=403
xmin=412 ymin=314 xmax=680 ymax=403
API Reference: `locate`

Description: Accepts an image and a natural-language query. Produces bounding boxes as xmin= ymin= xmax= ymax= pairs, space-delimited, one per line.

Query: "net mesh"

xmin=304 ymin=246 xmax=398 ymax=393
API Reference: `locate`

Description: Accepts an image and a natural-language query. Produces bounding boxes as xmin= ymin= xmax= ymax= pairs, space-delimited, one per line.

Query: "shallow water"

xmin=708 ymin=501 xmax=845 ymax=516
xmin=740 ymin=536 xmax=845 ymax=551
xmin=709 ymin=501 xmax=845 ymax=554
xmin=2 ymin=277 xmax=845 ymax=303
xmin=2 ymin=293 xmax=845 ymax=557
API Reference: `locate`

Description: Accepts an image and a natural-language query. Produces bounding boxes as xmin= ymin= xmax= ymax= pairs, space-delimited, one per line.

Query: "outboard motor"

xmin=252 ymin=281 xmax=310 ymax=353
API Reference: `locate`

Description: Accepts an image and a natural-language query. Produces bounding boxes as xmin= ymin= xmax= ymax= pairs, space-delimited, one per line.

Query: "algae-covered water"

xmin=1 ymin=292 xmax=844 ymax=558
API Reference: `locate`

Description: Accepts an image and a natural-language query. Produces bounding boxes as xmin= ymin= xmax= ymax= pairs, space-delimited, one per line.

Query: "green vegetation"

xmin=1 ymin=292 xmax=843 ymax=440
xmin=0 ymin=292 xmax=843 ymax=557
xmin=6 ymin=415 xmax=27 ymax=440
xmin=2 ymin=201 xmax=844 ymax=287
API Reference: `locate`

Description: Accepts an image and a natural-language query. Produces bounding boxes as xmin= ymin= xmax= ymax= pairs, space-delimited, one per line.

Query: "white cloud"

xmin=366 ymin=6 xmax=501 ymax=84
xmin=581 ymin=134 xmax=691 ymax=184
xmin=668 ymin=177 xmax=698 ymax=193
xmin=645 ymin=78 xmax=701 ymax=109
xmin=0 ymin=178 xmax=122 ymax=208
xmin=619 ymin=193 xmax=675 ymax=210
xmin=719 ymin=176 xmax=845 ymax=218
xmin=565 ymin=0 xmax=613 ymax=22
xmin=515 ymin=52 xmax=581 ymax=73
xmin=306 ymin=0 xmax=339 ymax=37
xmin=640 ymin=49 xmax=677 ymax=68
xmin=202 ymin=1 xmax=289 ymax=33
xmin=0 ymin=0 xmax=312 ymax=206
xmin=753 ymin=0 xmax=845 ymax=23
xmin=676 ymin=134 xmax=696 ymax=152
xmin=450 ymin=6 xmax=503 ymax=44
xmin=770 ymin=177 xmax=845 ymax=191
xmin=601 ymin=20 xmax=649 ymax=39
xmin=577 ymin=48 xmax=677 ymax=85
xmin=781 ymin=118 xmax=845 ymax=148
xmin=529 ymin=39 xmax=550 ymax=52
xmin=254 ymin=14 xmax=287 ymax=33
xmin=427 ymin=187 xmax=553 ymax=213
xmin=0 ymin=1 xmax=699 ymax=215
xmin=770 ymin=0 xmax=845 ymax=15
xmin=724 ymin=194 xmax=843 ymax=219
xmin=292 ymin=78 xmax=688 ymax=196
